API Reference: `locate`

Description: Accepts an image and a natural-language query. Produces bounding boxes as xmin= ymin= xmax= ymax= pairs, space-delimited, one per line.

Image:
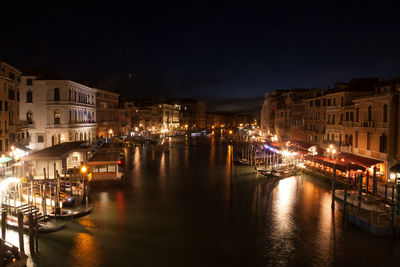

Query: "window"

xmin=356 ymin=107 xmax=359 ymax=122
xmin=332 ymin=114 xmax=335 ymax=124
xmin=69 ymin=89 xmax=71 ymax=101
xmin=27 ymin=112 xmax=33 ymax=124
xmin=340 ymin=114 xmax=343 ymax=124
xmin=54 ymin=111 xmax=60 ymax=124
xmin=367 ymin=132 xmax=371 ymax=150
xmin=5 ymin=139 xmax=8 ymax=149
xmin=4 ymin=101 xmax=8 ymax=111
xmin=0 ymin=140 xmax=2 ymax=152
xmin=328 ymin=99 xmax=331 ymax=106
xmin=328 ymin=114 xmax=331 ymax=124
xmin=26 ymin=91 xmax=32 ymax=103
xmin=27 ymin=78 xmax=33 ymax=86
xmin=350 ymin=112 xmax=354 ymax=121
xmin=346 ymin=112 xmax=349 ymax=121
xmin=341 ymin=96 xmax=344 ymax=106
xmin=309 ymin=100 xmax=313 ymax=107
xmin=368 ymin=106 xmax=372 ymax=121
xmin=54 ymin=88 xmax=60 ymax=101
xmin=323 ymin=98 xmax=326 ymax=106
xmin=8 ymin=89 xmax=14 ymax=100
xmin=0 ymin=101 xmax=2 ymax=111
xmin=333 ymin=98 xmax=336 ymax=106
xmin=380 ymin=134 xmax=387 ymax=153
xmin=38 ymin=135 xmax=44 ymax=143
xmin=383 ymin=104 xmax=388 ymax=122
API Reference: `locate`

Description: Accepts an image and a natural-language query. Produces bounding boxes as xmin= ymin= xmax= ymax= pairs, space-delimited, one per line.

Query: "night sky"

xmin=2 ymin=2 xmax=400 ymax=112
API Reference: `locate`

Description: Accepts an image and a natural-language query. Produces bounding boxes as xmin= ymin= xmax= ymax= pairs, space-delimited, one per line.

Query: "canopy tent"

xmin=338 ymin=152 xmax=383 ymax=167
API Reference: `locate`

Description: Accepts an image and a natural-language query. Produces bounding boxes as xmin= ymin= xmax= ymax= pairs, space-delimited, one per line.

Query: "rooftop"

xmin=24 ymin=141 xmax=90 ymax=160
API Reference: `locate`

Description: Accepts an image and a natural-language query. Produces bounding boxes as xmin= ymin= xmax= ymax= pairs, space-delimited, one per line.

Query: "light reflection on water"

xmin=5 ymin=138 xmax=400 ymax=266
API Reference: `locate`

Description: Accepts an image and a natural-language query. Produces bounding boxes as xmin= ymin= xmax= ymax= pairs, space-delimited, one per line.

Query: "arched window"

xmin=26 ymin=91 xmax=32 ymax=103
xmin=349 ymin=134 xmax=353 ymax=146
xmin=27 ymin=112 xmax=33 ymax=124
xmin=383 ymin=104 xmax=388 ymax=122
xmin=54 ymin=88 xmax=60 ymax=101
xmin=356 ymin=107 xmax=359 ymax=122
xmin=368 ymin=106 xmax=372 ymax=121
xmin=54 ymin=111 xmax=60 ymax=124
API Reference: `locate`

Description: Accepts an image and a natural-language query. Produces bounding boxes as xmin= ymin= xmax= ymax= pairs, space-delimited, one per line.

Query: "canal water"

xmin=6 ymin=137 xmax=400 ymax=266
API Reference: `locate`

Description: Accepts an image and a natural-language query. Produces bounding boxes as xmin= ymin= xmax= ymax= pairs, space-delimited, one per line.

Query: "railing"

xmin=46 ymin=100 xmax=96 ymax=108
xmin=342 ymin=121 xmax=354 ymax=127
xmin=376 ymin=122 xmax=389 ymax=128
xmin=356 ymin=121 xmax=375 ymax=128
xmin=341 ymin=145 xmax=353 ymax=153
xmin=47 ymin=122 xmax=97 ymax=128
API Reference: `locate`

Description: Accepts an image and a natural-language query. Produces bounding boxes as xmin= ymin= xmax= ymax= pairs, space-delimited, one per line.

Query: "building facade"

xmin=20 ymin=76 xmax=97 ymax=150
xmin=261 ymin=77 xmax=400 ymax=182
xmin=95 ymin=88 xmax=119 ymax=139
xmin=0 ymin=61 xmax=24 ymax=153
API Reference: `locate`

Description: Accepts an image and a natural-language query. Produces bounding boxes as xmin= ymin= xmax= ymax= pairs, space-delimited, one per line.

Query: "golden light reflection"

xmin=70 ymin=232 xmax=102 ymax=267
xmin=209 ymin=136 xmax=215 ymax=166
xmin=79 ymin=218 xmax=96 ymax=229
xmin=273 ymin=178 xmax=296 ymax=234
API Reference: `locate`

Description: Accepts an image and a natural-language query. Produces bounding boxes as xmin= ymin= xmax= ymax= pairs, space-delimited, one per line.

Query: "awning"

xmin=390 ymin=164 xmax=400 ymax=173
xmin=305 ymin=155 xmax=365 ymax=172
xmin=0 ymin=156 xmax=12 ymax=164
xmin=339 ymin=152 xmax=383 ymax=167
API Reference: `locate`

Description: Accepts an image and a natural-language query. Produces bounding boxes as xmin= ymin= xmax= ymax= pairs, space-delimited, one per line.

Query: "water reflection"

xmin=19 ymin=142 xmax=400 ymax=266
xmin=70 ymin=232 xmax=101 ymax=266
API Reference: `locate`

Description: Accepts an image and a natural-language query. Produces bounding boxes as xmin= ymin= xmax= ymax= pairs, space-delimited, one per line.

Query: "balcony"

xmin=46 ymin=100 xmax=96 ymax=108
xmin=47 ymin=121 xmax=97 ymax=129
xmin=341 ymin=145 xmax=353 ymax=153
xmin=342 ymin=121 xmax=354 ymax=127
xmin=358 ymin=121 xmax=375 ymax=128
xmin=375 ymin=122 xmax=389 ymax=128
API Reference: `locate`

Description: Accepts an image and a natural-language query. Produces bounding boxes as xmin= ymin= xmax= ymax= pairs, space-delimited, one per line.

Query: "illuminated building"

xmin=19 ymin=73 xmax=97 ymax=150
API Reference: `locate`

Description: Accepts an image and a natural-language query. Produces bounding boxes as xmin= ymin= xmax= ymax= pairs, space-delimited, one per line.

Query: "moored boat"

xmin=87 ymin=151 xmax=125 ymax=184
xmin=0 ymin=238 xmax=28 ymax=267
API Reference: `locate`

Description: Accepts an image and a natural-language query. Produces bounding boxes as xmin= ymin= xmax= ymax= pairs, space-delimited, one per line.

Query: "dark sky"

xmin=1 ymin=2 xmax=400 ymax=112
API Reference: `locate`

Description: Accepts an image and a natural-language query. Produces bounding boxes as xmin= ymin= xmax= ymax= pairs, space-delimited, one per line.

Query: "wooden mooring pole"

xmin=331 ymin=165 xmax=336 ymax=210
xmin=1 ymin=211 xmax=6 ymax=240
xmin=28 ymin=213 xmax=34 ymax=252
xmin=18 ymin=211 xmax=24 ymax=253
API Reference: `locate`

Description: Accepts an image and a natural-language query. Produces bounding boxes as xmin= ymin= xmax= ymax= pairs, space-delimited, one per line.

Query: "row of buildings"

xmin=260 ymin=77 xmax=400 ymax=182
xmin=0 ymin=60 xmax=210 ymax=153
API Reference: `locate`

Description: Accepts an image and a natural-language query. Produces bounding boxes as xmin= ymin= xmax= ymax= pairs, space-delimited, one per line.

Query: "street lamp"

xmin=326 ymin=144 xmax=336 ymax=159
xmin=80 ymin=164 xmax=89 ymax=205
